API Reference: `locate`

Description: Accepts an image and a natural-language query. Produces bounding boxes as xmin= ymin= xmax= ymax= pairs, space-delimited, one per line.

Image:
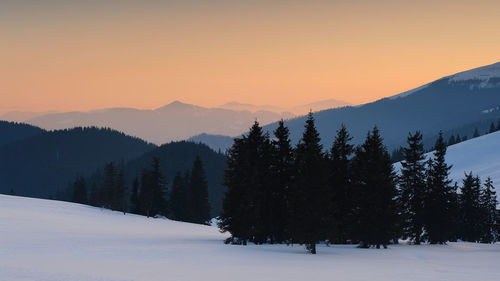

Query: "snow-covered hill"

xmin=394 ymin=130 xmax=500 ymax=187
xmin=1 ymin=195 xmax=500 ymax=281
xmin=262 ymin=61 xmax=500 ymax=151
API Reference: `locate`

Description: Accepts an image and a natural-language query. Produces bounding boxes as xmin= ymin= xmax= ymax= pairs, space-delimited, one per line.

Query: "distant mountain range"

xmin=0 ymin=99 xmax=351 ymax=145
xmin=257 ymin=61 xmax=500 ymax=151
xmin=218 ymin=99 xmax=352 ymax=115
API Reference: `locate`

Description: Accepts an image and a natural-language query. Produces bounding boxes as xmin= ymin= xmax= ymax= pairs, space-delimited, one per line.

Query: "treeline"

xmin=392 ymin=118 xmax=500 ymax=162
xmin=219 ymin=113 xmax=499 ymax=254
xmin=70 ymin=156 xmax=211 ymax=225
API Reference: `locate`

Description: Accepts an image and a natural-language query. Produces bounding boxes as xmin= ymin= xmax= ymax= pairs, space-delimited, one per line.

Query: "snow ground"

xmin=1 ymin=195 xmax=500 ymax=281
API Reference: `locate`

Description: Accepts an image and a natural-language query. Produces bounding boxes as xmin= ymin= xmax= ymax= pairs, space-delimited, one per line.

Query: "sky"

xmin=1 ymin=0 xmax=499 ymax=114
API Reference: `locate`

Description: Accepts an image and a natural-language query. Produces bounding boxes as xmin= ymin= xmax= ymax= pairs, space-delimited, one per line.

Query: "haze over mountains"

xmin=0 ymin=99 xmax=349 ymax=146
xmin=218 ymin=99 xmax=352 ymax=115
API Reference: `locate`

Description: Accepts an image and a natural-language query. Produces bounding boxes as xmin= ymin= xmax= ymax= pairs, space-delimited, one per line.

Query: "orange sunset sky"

xmin=1 ymin=0 xmax=499 ymax=114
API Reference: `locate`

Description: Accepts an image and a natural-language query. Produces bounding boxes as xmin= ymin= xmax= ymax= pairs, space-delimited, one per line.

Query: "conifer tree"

xmin=459 ymin=172 xmax=482 ymax=242
xmin=9 ymin=188 xmax=15 ymax=196
xmin=351 ymin=127 xmax=398 ymax=248
xmin=72 ymin=175 xmax=88 ymax=204
xmin=187 ymin=156 xmax=211 ymax=225
xmin=111 ymin=168 xmax=127 ymax=214
xmin=497 ymin=119 xmax=500 ymax=131
xmin=327 ymin=124 xmax=354 ymax=244
xmin=423 ymin=132 xmax=456 ymax=244
xmin=129 ymin=177 xmax=140 ymax=214
xmin=489 ymin=122 xmax=496 ymax=134
xmin=288 ymin=112 xmax=328 ymax=254
xmin=479 ymin=177 xmax=498 ymax=243
xmin=101 ymin=162 xmax=116 ymax=208
xmin=473 ymin=128 xmax=480 ymax=138
xmin=139 ymin=158 xmax=167 ymax=217
xmin=139 ymin=168 xmax=153 ymax=217
xmin=447 ymin=135 xmax=456 ymax=146
xmin=399 ymin=131 xmax=426 ymax=244
xmin=89 ymin=181 xmax=99 ymax=207
xmin=269 ymin=120 xmax=294 ymax=243
xmin=219 ymin=137 xmax=254 ymax=244
xmin=170 ymin=171 xmax=189 ymax=221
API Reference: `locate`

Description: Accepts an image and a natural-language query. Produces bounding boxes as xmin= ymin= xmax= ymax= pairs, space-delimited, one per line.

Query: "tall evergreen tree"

xmin=351 ymin=127 xmax=398 ymax=248
xmin=479 ymin=177 xmax=498 ymax=243
xmin=327 ymin=124 xmax=354 ymax=244
xmin=101 ymin=162 xmax=116 ymax=208
xmin=399 ymin=131 xmax=426 ymax=244
xmin=129 ymin=177 xmax=140 ymax=214
xmin=187 ymin=156 xmax=211 ymax=225
xmin=72 ymin=175 xmax=88 ymax=204
xmin=268 ymin=120 xmax=294 ymax=243
xmin=489 ymin=122 xmax=496 ymax=134
xmin=170 ymin=171 xmax=189 ymax=221
xmin=497 ymin=118 xmax=500 ymax=131
xmin=111 ymin=168 xmax=127 ymax=214
xmin=423 ymin=132 xmax=456 ymax=244
xmin=219 ymin=122 xmax=271 ymax=244
xmin=139 ymin=158 xmax=167 ymax=217
xmin=447 ymin=135 xmax=456 ymax=146
xmin=89 ymin=181 xmax=99 ymax=207
xmin=288 ymin=112 xmax=328 ymax=254
xmin=473 ymin=128 xmax=480 ymax=138
xmin=139 ymin=168 xmax=154 ymax=217
xmin=459 ymin=172 xmax=482 ymax=242
xmin=219 ymin=137 xmax=255 ymax=245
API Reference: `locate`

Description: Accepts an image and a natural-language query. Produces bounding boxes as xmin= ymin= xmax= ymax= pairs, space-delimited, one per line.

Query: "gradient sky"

xmin=1 ymin=0 xmax=499 ymax=114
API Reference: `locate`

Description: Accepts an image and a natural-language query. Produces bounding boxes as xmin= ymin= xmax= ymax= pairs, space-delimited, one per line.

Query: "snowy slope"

xmin=1 ymin=195 xmax=500 ymax=281
xmin=394 ymin=130 xmax=500 ymax=186
xmin=449 ymin=62 xmax=500 ymax=83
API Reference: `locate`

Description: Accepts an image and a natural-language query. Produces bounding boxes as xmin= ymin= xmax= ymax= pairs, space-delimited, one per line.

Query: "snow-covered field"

xmin=1 ymin=195 xmax=500 ymax=281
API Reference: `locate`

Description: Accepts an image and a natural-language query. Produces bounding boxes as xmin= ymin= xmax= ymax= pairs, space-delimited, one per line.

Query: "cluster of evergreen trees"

xmin=219 ymin=113 xmax=499 ymax=254
xmin=70 ymin=156 xmax=211 ymax=225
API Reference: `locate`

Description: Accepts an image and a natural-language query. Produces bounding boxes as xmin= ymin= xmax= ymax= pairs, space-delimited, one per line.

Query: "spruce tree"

xmin=497 ymin=118 xmax=500 ymax=131
xmin=218 ymin=121 xmax=271 ymax=243
xmin=139 ymin=168 xmax=154 ymax=217
xmin=141 ymin=157 xmax=167 ymax=217
xmin=101 ymin=162 xmax=116 ymax=208
xmin=327 ymin=124 xmax=354 ymax=244
xmin=188 ymin=156 xmax=211 ymax=225
xmin=399 ymin=131 xmax=426 ymax=244
xmin=473 ymin=128 xmax=480 ymax=138
xmin=459 ymin=172 xmax=482 ymax=242
xmin=129 ymin=177 xmax=140 ymax=214
xmin=219 ymin=137 xmax=254 ymax=244
xmin=111 ymin=168 xmax=127 ymax=214
xmin=447 ymin=135 xmax=456 ymax=146
xmin=489 ymin=122 xmax=496 ymax=134
xmin=72 ymin=175 xmax=88 ymax=204
xmin=89 ymin=181 xmax=99 ymax=207
xmin=423 ymin=132 xmax=456 ymax=244
xmin=351 ymin=127 xmax=398 ymax=248
xmin=269 ymin=120 xmax=294 ymax=243
xmin=479 ymin=177 xmax=498 ymax=243
xmin=170 ymin=171 xmax=189 ymax=221
xmin=288 ymin=112 xmax=328 ymax=254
